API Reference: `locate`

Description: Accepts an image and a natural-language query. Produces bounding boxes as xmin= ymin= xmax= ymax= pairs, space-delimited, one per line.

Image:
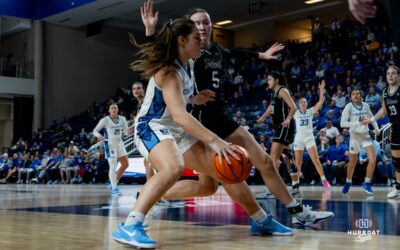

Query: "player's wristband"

xmin=370 ymin=117 xmax=376 ymax=122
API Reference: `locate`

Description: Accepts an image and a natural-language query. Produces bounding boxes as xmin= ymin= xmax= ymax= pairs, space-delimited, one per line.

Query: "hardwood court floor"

xmin=0 ymin=184 xmax=399 ymax=250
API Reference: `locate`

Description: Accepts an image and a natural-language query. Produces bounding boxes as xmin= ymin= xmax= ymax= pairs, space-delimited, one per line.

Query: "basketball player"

xmin=257 ymin=71 xmax=299 ymax=196
xmin=292 ymin=80 xmax=331 ymax=191
xmin=140 ymin=0 xmax=334 ymax=226
xmin=364 ymin=66 xmax=400 ymax=198
xmin=112 ymin=18 xmax=294 ymax=248
xmin=340 ymin=89 xmax=379 ymax=195
xmin=129 ymin=82 xmax=155 ymax=183
xmin=93 ymin=104 xmax=132 ymax=196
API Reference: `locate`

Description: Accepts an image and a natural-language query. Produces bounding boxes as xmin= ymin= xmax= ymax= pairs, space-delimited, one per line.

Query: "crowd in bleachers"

xmin=0 ymin=16 xmax=398 ymax=187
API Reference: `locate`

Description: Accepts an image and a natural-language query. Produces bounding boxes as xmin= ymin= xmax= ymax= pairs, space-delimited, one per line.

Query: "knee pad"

xmin=285 ymin=163 xmax=298 ymax=175
xmin=392 ymin=156 xmax=400 ymax=173
xmin=289 ymin=163 xmax=298 ymax=175
xmin=282 ymin=148 xmax=294 ymax=160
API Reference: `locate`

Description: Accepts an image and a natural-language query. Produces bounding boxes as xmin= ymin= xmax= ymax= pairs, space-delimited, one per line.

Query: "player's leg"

xmin=107 ymin=157 xmax=118 ymax=191
xmin=388 ymin=148 xmax=400 ymax=198
xmin=163 ymin=173 xmax=218 ymax=199
xmin=227 ymin=127 xmax=292 ymax=204
xmin=182 ymin=141 xmax=293 ymax=236
xmin=225 ymin=127 xmax=334 ymax=225
xmin=294 ymin=149 xmax=304 ymax=182
xmin=116 ymin=142 xmax=129 ymax=181
xmin=343 ymin=134 xmax=359 ymax=194
xmin=143 ymin=159 xmax=154 ymax=181
xmin=307 ymin=145 xmax=330 ymax=190
xmin=112 ymin=139 xmax=183 ymax=248
xmin=363 ymin=144 xmax=376 ymax=194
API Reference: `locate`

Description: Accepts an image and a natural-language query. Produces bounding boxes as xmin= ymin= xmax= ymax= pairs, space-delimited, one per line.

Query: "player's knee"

xmin=392 ymin=156 xmax=400 ymax=173
xmin=169 ymin=163 xmax=185 ymax=178
xmin=198 ymin=181 xmax=218 ymax=196
xmin=253 ymin=153 xmax=273 ymax=171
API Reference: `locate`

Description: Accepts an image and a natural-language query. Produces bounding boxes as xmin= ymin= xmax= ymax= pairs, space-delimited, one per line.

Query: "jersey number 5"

xmin=212 ymin=71 xmax=220 ymax=88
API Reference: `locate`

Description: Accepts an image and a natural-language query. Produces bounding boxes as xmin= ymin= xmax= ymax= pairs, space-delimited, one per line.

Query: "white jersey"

xmin=340 ymin=102 xmax=378 ymax=134
xmin=134 ymin=60 xmax=197 ymax=159
xmin=294 ymin=108 xmax=314 ymax=138
xmin=93 ymin=115 xmax=128 ymax=142
xmin=136 ymin=59 xmax=195 ymax=142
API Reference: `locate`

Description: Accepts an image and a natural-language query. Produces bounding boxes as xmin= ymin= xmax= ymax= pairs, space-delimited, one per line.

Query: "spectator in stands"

xmin=322 ymin=135 xmax=349 ymax=184
xmin=312 ymin=17 xmax=323 ymax=45
xmin=59 ymin=151 xmax=72 ymax=184
xmin=365 ymin=87 xmax=381 ymax=111
xmin=315 ymin=64 xmax=325 ymax=79
xmin=322 ymin=100 xmax=340 ymax=117
xmin=16 ymin=153 xmax=33 ymax=184
xmin=332 ymin=58 xmax=346 ymax=75
xmin=233 ymin=110 xmax=243 ymax=124
xmin=46 ymin=149 xmax=62 ymax=184
xmin=376 ymin=75 xmax=387 ymax=91
xmin=233 ymin=71 xmax=244 ymax=85
xmin=0 ymin=153 xmax=10 ymax=179
xmin=324 ymin=110 xmax=340 ymax=128
xmin=31 ymin=152 xmax=50 ymax=184
xmin=341 ymin=128 xmax=350 ymax=147
xmin=240 ymin=118 xmax=250 ymax=131
xmin=253 ymin=74 xmax=263 ymax=86
xmin=333 ymin=90 xmax=347 ymax=109
xmin=324 ymin=120 xmax=340 ymax=142
xmin=0 ymin=153 xmax=23 ymax=183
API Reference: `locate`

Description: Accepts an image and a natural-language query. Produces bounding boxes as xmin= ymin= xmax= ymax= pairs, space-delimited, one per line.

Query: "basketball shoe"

xmin=254 ymin=186 xmax=275 ymax=199
xmin=250 ymin=214 xmax=293 ymax=236
xmin=362 ymin=182 xmax=373 ymax=195
xmin=387 ymin=183 xmax=400 ymax=198
xmin=292 ymin=205 xmax=334 ymax=226
xmin=322 ymin=179 xmax=331 ymax=190
xmin=112 ymin=222 xmax=156 ymax=248
xmin=112 ymin=188 xmax=121 ymax=196
xmin=342 ymin=182 xmax=352 ymax=194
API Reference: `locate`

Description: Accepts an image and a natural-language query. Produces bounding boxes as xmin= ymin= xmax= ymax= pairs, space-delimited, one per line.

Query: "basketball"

xmin=213 ymin=146 xmax=252 ymax=184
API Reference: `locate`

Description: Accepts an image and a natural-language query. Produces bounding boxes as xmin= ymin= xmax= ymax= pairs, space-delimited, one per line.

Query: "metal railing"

xmin=376 ymin=123 xmax=391 ymax=151
xmin=0 ymin=58 xmax=34 ymax=79
xmin=87 ymin=124 xmax=138 ymax=156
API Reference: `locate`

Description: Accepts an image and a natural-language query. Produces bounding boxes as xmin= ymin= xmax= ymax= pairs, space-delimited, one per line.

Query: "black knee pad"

xmin=290 ymin=164 xmax=298 ymax=174
xmin=282 ymin=148 xmax=294 ymax=160
xmin=393 ymin=156 xmax=400 ymax=173
xmin=285 ymin=163 xmax=298 ymax=176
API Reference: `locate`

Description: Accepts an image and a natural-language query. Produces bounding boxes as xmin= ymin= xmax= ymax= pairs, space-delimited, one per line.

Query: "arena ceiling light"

xmin=215 ymin=20 xmax=233 ymax=26
xmin=305 ymin=0 xmax=325 ymax=4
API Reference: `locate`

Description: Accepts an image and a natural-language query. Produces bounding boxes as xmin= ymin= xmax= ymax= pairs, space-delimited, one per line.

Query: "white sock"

xmin=321 ymin=175 xmax=326 ymax=181
xmin=250 ymin=209 xmax=268 ymax=222
xmin=107 ymin=158 xmax=118 ymax=189
xmin=285 ymin=199 xmax=300 ymax=208
xmin=346 ymin=178 xmax=352 ymax=183
xmin=365 ymin=177 xmax=371 ymax=183
xmin=125 ymin=211 xmax=145 ymax=226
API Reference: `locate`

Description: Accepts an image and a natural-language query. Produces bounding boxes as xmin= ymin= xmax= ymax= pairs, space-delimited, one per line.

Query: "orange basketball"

xmin=213 ymin=145 xmax=252 ymax=184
